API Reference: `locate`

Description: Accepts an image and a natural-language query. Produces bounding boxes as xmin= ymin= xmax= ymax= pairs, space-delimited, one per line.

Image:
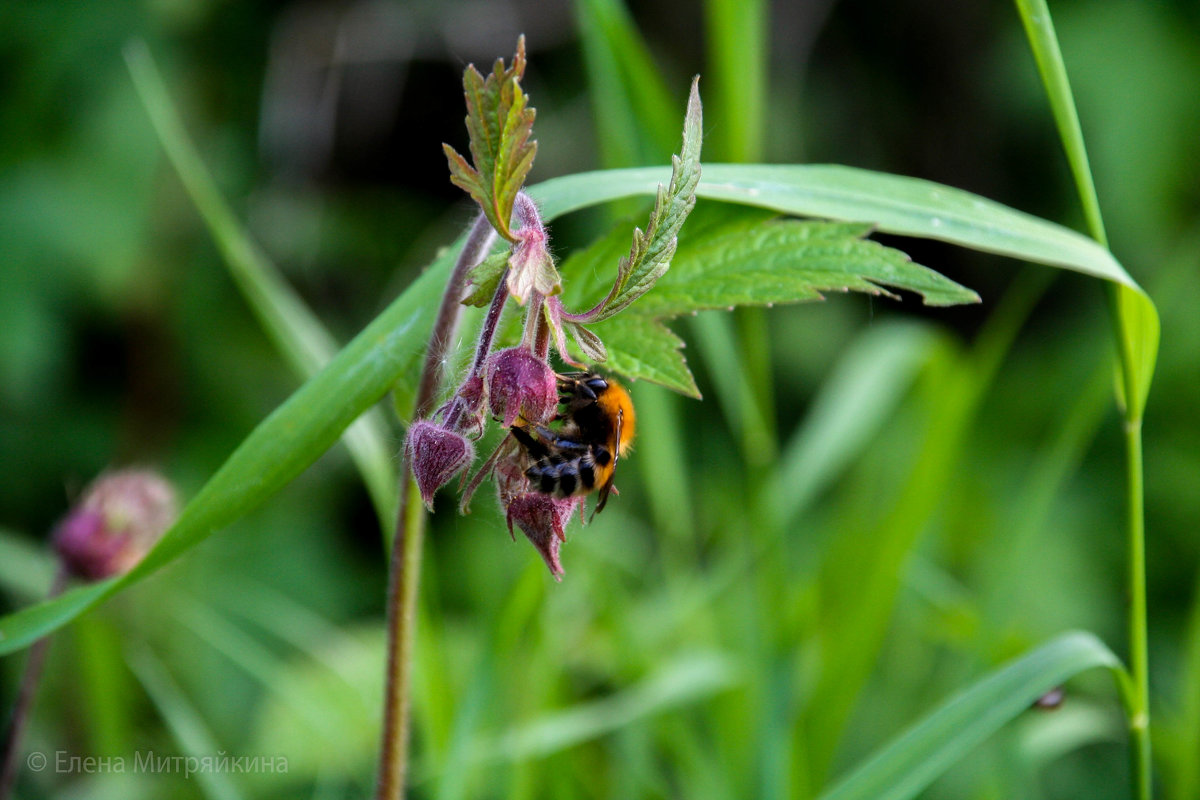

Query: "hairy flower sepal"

xmin=405 ymin=420 xmax=476 ymax=511
xmin=487 ymin=347 xmax=558 ymax=427
xmin=507 ymin=221 xmax=561 ymax=303
xmin=505 ymin=492 xmax=584 ymax=581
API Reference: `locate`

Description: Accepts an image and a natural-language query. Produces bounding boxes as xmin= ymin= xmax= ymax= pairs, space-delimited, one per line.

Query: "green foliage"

xmin=461 ymin=250 xmax=510 ymax=308
xmin=561 ymin=205 xmax=976 ymax=395
xmin=578 ymin=77 xmax=703 ymax=324
xmin=443 ymin=37 xmax=537 ymax=243
xmin=2 ymin=5 xmax=1193 ymax=800
xmin=534 ymin=164 xmax=1146 ymax=293
xmin=819 ymin=632 xmax=1126 ymax=800
xmin=124 ymin=41 xmax=398 ymax=538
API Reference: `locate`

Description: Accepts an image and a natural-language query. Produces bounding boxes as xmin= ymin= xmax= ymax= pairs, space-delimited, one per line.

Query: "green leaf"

xmin=0 ymin=241 xmax=456 ymax=656
xmin=443 ymin=37 xmax=537 ymax=241
xmin=583 ymin=77 xmax=702 ymax=323
xmin=529 ymin=163 xmax=1146 ymax=293
xmin=462 ymin=250 xmax=510 ymax=308
xmin=819 ymin=632 xmax=1129 ymax=800
xmin=566 ymin=321 xmax=608 ymax=362
xmin=125 ymin=41 xmax=398 ymax=538
xmin=1113 ymin=284 xmax=1159 ymax=421
xmin=1013 ymin=0 xmax=1158 ymax=423
xmin=641 ymin=218 xmax=978 ymax=314
xmin=557 ymin=203 xmax=972 ymax=392
xmin=591 ymin=314 xmax=699 ymax=397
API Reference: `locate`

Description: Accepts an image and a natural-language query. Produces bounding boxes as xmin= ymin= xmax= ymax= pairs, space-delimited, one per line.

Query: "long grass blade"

xmin=818 ymin=632 xmax=1128 ymax=800
xmin=124 ymin=40 xmax=398 ymax=537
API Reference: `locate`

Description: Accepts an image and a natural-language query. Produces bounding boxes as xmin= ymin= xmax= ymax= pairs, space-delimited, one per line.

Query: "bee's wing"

xmin=593 ymin=408 xmax=622 ymax=516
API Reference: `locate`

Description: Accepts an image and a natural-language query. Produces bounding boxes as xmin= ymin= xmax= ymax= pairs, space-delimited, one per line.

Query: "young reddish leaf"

xmin=443 ymin=37 xmax=538 ymax=241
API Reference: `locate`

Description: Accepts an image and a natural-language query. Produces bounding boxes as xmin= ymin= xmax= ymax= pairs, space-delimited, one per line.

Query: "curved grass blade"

xmin=128 ymin=647 xmax=245 ymax=800
xmin=0 ymin=156 xmax=1157 ymax=652
xmin=776 ymin=320 xmax=943 ymax=524
xmin=0 ymin=242 xmax=455 ymax=655
xmin=529 ymin=164 xmax=1145 ymax=293
xmin=125 ymin=40 xmax=398 ymax=536
xmin=818 ymin=632 xmax=1129 ymax=800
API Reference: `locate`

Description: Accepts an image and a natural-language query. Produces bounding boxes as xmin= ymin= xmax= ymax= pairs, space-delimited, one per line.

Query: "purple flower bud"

xmin=53 ymin=469 xmax=178 ymax=580
xmin=405 ymin=420 xmax=475 ymax=510
xmin=505 ymin=492 xmax=581 ymax=581
xmin=486 ymin=347 xmax=558 ymax=428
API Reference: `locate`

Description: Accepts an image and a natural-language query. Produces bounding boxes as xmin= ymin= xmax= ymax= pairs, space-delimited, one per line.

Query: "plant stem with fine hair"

xmin=0 ymin=569 xmax=68 ymax=800
xmin=376 ymin=214 xmax=497 ymax=800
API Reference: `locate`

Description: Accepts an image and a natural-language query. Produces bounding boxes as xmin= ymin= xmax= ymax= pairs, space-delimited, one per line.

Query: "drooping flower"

xmin=504 ymin=491 xmax=583 ymax=581
xmin=405 ymin=420 xmax=476 ymax=510
xmin=486 ymin=346 xmax=558 ymax=428
xmin=53 ymin=469 xmax=178 ymax=580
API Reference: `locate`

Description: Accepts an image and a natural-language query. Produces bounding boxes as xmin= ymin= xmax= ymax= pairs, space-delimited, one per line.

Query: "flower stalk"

xmin=376 ymin=213 xmax=496 ymax=800
xmin=0 ymin=570 xmax=67 ymax=800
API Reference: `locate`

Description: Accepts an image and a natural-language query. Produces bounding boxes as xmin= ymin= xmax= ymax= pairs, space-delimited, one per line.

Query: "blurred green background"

xmin=2 ymin=0 xmax=1199 ymax=798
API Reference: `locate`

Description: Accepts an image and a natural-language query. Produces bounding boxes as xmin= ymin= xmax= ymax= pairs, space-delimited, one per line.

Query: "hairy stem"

xmin=376 ymin=214 xmax=497 ymax=800
xmin=413 ymin=215 xmax=498 ymax=420
xmin=0 ymin=569 xmax=68 ymax=800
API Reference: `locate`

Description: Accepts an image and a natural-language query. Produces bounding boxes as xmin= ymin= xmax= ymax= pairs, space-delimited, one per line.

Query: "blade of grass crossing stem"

xmin=704 ymin=0 xmax=767 ymax=164
xmin=529 ymin=165 xmax=1145 ymax=292
xmin=72 ymin=619 xmax=134 ymax=757
xmin=124 ymin=40 xmax=398 ymax=539
xmin=818 ymin=632 xmax=1129 ymax=800
xmin=0 ymin=161 xmax=1158 ymax=654
xmin=128 ymin=647 xmax=245 ymax=800
xmin=806 ymin=271 xmax=1049 ymax=784
xmin=0 ymin=236 xmax=455 ymax=655
xmin=1014 ymin=5 xmax=1158 ymax=798
xmin=574 ymin=0 xmax=679 ymax=165
xmin=700 ymin=0 xmax=778 ymax=561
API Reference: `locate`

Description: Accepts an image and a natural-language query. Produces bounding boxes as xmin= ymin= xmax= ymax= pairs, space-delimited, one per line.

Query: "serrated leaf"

xmin=589 ymin=315 xmax=699 ymax=397
xmin=584 ymin=77 xmax=702 ymax=322
xmin=558 ymin=203 xmax=973 ymax=393
xmin=444 ymin=37 xmax=537 ymax=241
xmin=462 ymin=250 xmax=510 ymax=307
xmin=640 ymin=218 xmax=979 ymax=314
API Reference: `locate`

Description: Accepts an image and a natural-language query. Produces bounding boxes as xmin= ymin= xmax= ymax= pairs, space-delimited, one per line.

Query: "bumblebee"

xmin=510 ymin=373 xmax=636 ymax=514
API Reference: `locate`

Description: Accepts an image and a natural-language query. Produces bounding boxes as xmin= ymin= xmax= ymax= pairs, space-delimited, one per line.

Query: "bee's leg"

xmin=510 ymin=425 xmax=550 ymax=458
xmin=527 ymin=424 xmax=591 ymax=453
